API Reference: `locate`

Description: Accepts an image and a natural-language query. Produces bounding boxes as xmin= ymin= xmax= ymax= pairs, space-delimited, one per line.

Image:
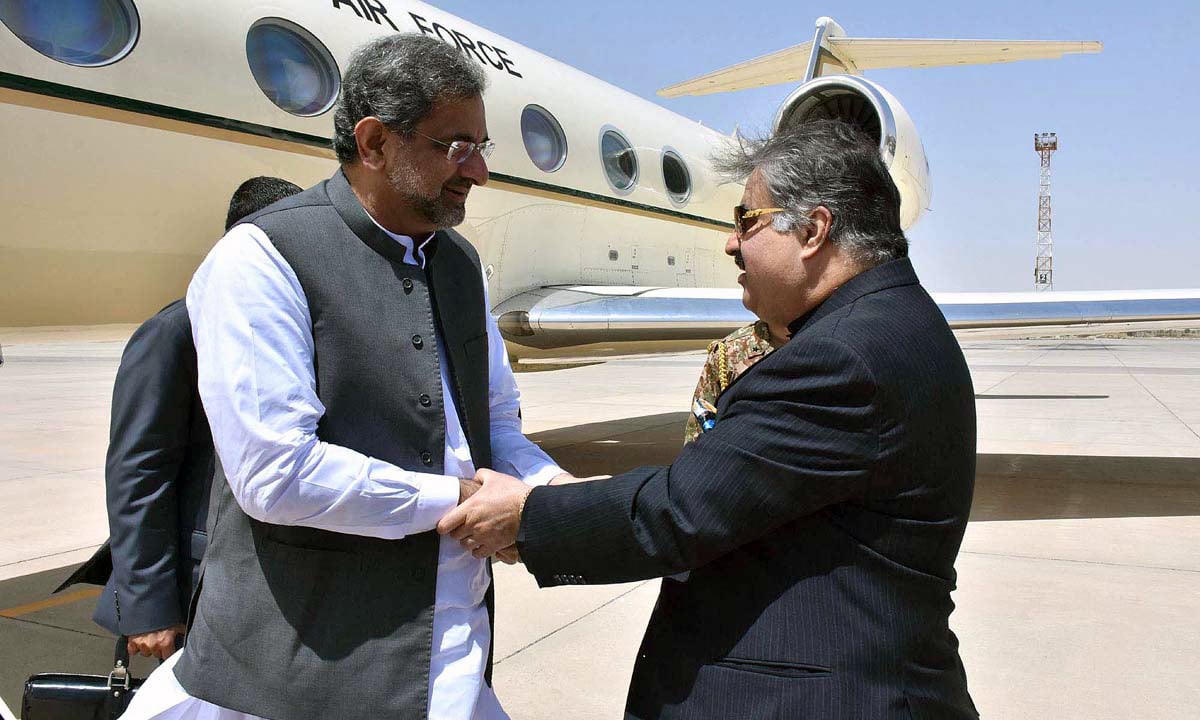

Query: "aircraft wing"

xmin=495 ymin=286 xmax=1200 ymax=349
xmin=658 ymin=38 xmax=1101 ymax=98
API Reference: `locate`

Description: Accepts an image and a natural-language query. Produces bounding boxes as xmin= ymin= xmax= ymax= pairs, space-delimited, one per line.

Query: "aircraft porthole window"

xmin=521 ymin=105 xmax=567 ymax=173
xmin=0 ymin=0 xmax=140 ymax=67
xmin=661 ymin=149 xmax=691 ymax=206
xmin=600 ymin=128 xmax=638 ymax=194
xmin=245 ymin=18 xmax=340 ymax=117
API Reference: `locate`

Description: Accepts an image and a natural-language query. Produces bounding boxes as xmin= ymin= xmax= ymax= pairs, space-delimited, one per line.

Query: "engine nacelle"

xmin=774 ymin=76 xmax=930 ymax=230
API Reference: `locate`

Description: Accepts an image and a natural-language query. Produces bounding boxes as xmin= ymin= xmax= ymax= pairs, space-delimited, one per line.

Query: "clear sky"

xmin=431 ymin=0 xmax=1199 ymax=292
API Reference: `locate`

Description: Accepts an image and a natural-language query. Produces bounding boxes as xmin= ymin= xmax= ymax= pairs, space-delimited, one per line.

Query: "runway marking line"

xmin=0 ymin=587 xmax=101 ymax=618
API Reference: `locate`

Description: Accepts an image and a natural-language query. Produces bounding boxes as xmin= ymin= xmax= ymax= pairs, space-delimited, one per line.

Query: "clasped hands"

xmin=128 ymin=624 xmax=185 ymax=659
xmin=438 ymin=469 xmax=605 ymax=563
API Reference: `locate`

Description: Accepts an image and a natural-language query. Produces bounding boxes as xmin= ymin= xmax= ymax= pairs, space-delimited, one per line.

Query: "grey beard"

xmin=388 ymin=166 xmax=465 ymax=230
xmin=411 ymin=193 xmax=465 ymax=229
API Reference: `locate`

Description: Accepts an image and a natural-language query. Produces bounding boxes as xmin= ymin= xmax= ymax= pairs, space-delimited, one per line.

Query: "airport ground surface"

xmin=0 ymin=326 xmax=1198 ymax=719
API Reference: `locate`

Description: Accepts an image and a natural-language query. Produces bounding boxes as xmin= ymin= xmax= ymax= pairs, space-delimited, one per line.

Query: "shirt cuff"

xmin=413 ymin=473 xmax=461 ymax=530
xmin=521 ymin=463 xmax=568 ymax=487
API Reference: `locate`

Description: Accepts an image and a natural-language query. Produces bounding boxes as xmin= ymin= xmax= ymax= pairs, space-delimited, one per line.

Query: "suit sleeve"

xmin=518 ymin=335 xmax=880 ymax=585
xmin=105 ymin=308 xmax=192 ymax=634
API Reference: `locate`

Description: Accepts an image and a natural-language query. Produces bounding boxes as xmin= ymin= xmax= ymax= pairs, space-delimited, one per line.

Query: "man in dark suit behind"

xmin=76 ymin=176 xmax=302 ymax=659
xmin=441 ymin=120 xmax=979 ymax=719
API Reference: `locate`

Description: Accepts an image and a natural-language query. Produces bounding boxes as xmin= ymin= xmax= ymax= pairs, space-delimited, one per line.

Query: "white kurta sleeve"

xmin=480 ymin=274 xmax=566 ymax=486
xmin=187 ymin=224 xmax=460 ymax=540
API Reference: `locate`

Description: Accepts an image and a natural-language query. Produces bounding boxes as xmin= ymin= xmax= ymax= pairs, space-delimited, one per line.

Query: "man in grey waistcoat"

xmin=120 ymin=33 xmax=571 ymax=720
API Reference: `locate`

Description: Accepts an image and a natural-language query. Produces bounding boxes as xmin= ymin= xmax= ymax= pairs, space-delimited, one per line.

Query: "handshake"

xmin=438 ymin=469 xmax=607 ymax=563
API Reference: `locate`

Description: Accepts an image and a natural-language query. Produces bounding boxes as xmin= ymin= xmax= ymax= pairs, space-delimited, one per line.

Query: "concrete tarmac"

xmin=0 ymin=329 xmax=1198 ymax=718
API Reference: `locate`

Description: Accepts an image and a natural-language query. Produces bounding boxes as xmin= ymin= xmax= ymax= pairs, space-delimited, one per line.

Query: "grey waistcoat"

xmin=175 ymin=169 xmax=494 ymax=720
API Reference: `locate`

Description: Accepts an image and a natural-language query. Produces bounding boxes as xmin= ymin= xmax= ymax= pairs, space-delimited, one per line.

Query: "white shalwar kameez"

xmin=119 ymin=219 xmax=564 ymax=720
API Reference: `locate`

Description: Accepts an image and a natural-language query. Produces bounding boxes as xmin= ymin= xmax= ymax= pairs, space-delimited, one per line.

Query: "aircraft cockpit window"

xmin=600 ymin=129 xmax=638 ymax=193
xmin=521 ymin=105 xmax=567 ymax=173
xmin=0 ymin=0 xmax=140 ymax=67
xmin=661 ymin=149 xmax=691 ymax=205
xmin=245 ymin=18 xmax=339 ymax=117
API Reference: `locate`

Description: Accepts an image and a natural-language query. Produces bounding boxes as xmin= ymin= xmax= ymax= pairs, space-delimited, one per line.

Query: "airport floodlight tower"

xmin=1033 ymin=132 xmax=1058 ymax=291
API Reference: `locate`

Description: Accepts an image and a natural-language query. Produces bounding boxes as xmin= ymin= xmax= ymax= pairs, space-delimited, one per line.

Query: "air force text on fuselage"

xmin=332 ymin=0 xmax=523 ymax=78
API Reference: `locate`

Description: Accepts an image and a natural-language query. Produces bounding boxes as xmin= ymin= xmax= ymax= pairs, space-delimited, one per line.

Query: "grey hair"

xmin=714 ymin=119 xmax=907 ymax=268
xmin=332 ymin=34 xmax=488 ymax=164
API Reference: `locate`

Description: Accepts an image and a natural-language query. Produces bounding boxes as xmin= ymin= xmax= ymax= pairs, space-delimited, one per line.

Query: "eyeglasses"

xmin=416 ymin=132 xmax=495 ymax=164
xmin=733 ymin=204 xmax=787 ymax=241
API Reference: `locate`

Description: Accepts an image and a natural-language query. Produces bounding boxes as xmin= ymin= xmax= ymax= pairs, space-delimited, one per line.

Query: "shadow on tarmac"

xmin=972 ymin=453 xmax=1200 ymax=521
xmin=531 ymin=411 xmax=1200 ymax=522
xmin=1 ymin=411 xmax=1196 ymax=712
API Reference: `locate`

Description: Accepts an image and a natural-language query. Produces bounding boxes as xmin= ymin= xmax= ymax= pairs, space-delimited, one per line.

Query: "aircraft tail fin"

xmin=830 ymin=38 xmax=1102 ymax=72
xmin=658 ymin=42 xmax=817 ymax=98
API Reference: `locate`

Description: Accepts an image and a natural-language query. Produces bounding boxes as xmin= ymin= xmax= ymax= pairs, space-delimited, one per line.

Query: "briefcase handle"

xmin=108 ymin=636 xmax=132 ymax=691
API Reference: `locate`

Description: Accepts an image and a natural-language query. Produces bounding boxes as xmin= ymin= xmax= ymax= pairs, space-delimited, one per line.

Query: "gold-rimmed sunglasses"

xmin=733 ymin=204 xmax=787 ymax=241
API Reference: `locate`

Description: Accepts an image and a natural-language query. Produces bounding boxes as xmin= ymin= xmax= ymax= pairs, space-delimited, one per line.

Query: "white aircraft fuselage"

xmin=4 ymin=2 xmax=1198 ymax=355
xmin=0 ymin=0 xmax=741 ymax=351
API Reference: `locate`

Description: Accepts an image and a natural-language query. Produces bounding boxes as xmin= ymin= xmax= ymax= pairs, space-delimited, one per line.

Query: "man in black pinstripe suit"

xmin=442 ymin=120 xmax=979 ymax=719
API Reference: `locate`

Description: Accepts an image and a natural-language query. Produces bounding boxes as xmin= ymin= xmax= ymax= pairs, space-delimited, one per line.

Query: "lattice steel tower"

xmin=1033 ymin=132 xmax=1058 ymax=291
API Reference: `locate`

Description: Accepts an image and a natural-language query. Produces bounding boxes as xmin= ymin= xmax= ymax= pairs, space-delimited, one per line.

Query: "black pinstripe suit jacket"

xmin=518 ymin=258 xmax=979 ymax=719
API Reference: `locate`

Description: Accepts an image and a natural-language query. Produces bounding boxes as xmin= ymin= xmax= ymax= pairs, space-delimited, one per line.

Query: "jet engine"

xmin=774 ymin=76 xmax=930 ymax=229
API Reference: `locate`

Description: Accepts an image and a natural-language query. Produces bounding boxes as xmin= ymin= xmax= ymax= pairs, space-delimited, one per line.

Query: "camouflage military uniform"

xmin=684 ymin=320 xmax=776 ymax=443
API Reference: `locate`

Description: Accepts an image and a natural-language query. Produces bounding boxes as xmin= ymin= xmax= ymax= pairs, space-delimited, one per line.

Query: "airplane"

xmin=1 ymin=2 xmax=1197 ymax=360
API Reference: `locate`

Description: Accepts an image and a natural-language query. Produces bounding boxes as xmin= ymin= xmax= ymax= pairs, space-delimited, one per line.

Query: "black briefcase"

xmin=22 ymin=637 xmax=142 ymax=720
